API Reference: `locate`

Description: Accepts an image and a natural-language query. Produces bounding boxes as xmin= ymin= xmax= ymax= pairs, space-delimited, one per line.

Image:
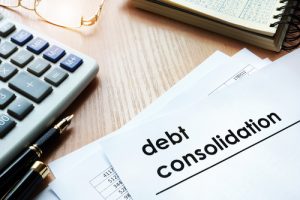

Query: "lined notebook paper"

xmin=166 ymin=0 xmax=285 ymax=35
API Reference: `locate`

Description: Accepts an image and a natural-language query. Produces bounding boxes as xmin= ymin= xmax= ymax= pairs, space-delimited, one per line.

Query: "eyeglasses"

xmin=0 ymin=0 xmax=104 ymax=28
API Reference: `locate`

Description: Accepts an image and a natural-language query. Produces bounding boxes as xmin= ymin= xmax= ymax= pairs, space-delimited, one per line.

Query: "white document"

xmin=45 ymin=51 xmax=230 ymax=199
xmin=159 ymin=57 xmax=270 ymax=114
xmin=49 ymin=50 xmax=231 ymax=177
xmin=47 ymin=50 xmax=271 ymax=200
xmin=33 ymin=187 xmax=59 ymax=200
xmin=39 ymin=50 xmax=231 ymax=200
xmin=102 ymin=49 xmax=300 ymax=200
xmin=49 ymin=49 xmax=263 ymax=177
xmin=51 ymin=147 xmax=132 ymax=200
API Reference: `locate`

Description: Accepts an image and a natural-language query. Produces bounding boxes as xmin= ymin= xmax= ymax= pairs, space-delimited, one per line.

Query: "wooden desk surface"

xmin=2 ymin=0 xmax=285 ymax=180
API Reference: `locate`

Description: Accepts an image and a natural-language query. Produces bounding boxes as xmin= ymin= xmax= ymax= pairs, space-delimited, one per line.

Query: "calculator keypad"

xmin=27 ymin=37 xmax=49 ymax=55
xmin=0 ymin=41 xmax=17 ymax=58
xmin=0 ymin=23 xmax=16 ymax=37
xmin=11 ymin=29 xmax=33 ymax=46
xmin=60 ymin=54 xmax=83 ymax=72
xmin=45 ymin=67 xmax=68 ymax=86
xmin=9 ymin=72 xmax=53 ymax=103
xmin=27 ymin=58 xmax=51 ymax=77
xmin=0 ymin=114 xmax=16 ymax=137
xmin=7 ymin=98 xmax=34 ymax=120
xmin=0 ymin=88 xmax=15 ymax=109
xmin=0 ymin=63 xmax=17 ymax=81
xmin=10 ymin=50 xmax=34 ymax=68
xmin=0 ymin=20 xmax=84 ymax=136
xmin=43 ymin=45 xmax=66 ymax=63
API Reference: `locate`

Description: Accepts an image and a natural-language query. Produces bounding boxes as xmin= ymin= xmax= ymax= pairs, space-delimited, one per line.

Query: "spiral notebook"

xmin=132 ymin=0 xmax=300 ymax=51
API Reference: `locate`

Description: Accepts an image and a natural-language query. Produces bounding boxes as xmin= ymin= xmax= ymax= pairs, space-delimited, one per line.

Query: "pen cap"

xmin=2 ymin=161 xmax=50 ymax=200
xmin=31 ymin=161 xmax=50 ymax=179
xmin=0 ymin=148 xmax=40 ymax=195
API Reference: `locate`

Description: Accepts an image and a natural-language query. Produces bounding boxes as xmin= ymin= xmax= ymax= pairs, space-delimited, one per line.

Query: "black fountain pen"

xmin=0 ymin=114 xmax=74 ymax=194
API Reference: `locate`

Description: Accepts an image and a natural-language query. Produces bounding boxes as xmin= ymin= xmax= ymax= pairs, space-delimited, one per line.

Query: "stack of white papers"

xmin=36 ymin=48 xmax=300 ymax=200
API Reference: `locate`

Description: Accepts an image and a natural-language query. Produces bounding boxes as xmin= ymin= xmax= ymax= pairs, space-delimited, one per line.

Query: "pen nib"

xmin=65 ymin=114 xmax=74 ymax=122
xmin=54 ymin=114 xmax=74 ymax=134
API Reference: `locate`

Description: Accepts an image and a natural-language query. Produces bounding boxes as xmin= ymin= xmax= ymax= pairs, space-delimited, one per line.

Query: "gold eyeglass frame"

xmin=0 ymin=0 xmax=104 ymax=28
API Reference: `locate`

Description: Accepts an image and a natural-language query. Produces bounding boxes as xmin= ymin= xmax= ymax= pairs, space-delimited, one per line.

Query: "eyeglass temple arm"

xmin=81 ymin=2 xmax=103 ymax=26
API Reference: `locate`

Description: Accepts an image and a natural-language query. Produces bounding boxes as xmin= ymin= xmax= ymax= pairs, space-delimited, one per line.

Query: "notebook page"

xmin=164 ymin=0 xmax=286 ymax=36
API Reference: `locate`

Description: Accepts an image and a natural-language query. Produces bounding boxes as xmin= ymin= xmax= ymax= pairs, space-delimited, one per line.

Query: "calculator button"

xmin=0 ymin=23 xmax=16 ymax=37
xmin=60 ymin=54 xmax=83 ymax=72
xmin=45 ymin=68 xmax=68 ymax=86
xmin=0 ymin=62 xmax=17 ymax=82
xmin=11 ymin=30 xmax=33 ymax=46
xmin=0 ymin=88 xmax=15 ymax=109
xmin=11 ymin=50 xmax=34 ymax=68
xmin=7 ymin=98 xmax=34 ymax=120
xmin=9 ymin=72 xmax=53 ymax=103
xmin=27 ymin=58 xmax=50 ymax=77
xmin=27 ymin=37 xmax=49 ymax=54
xmin=0 ymin=41 xmax=18 ymax=59
xmin=0 ymin=114 xmax=16 ymax=137
xmin=43 ymin=45 xmax=66 ymax=63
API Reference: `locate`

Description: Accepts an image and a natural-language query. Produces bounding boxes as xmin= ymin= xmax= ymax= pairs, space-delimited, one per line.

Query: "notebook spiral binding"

xmin=270 ymin=0 xmax=300 ymax=51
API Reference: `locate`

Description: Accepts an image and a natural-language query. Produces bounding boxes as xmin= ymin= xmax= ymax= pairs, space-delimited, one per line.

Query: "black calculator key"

xmin=43 ymin=45 xmax=66 ymax=63
xmin=27 ymin=37 xmax=49 ymax=54
xmin=7 ymin=98 xmax=34 ymax=120
xmin=0 ymin=62 xmax=17 ymax=82
xmin=27 ymin=58 xmax=50 ymax=77
xmin=0 ymin=114 xmax=16 ymax=137
xmin=60 ymin=54 xmax=83 ymax=72
xmin=9 ymin=72 xmax=53 ymax=103
xmin=0 ymin=22 xmax=16 ymax=37
xmin=11 ymin=29 xmax=33 ymax=46
xmin=0 ymin=88 xmax=15 ymax=109
xmin=45 ymin=68 xmax=68 ymax=86
xmin=0 ymin=41 xmax=18 ymax=59
xmin=11 ymin=50 xmax=34 ymax=68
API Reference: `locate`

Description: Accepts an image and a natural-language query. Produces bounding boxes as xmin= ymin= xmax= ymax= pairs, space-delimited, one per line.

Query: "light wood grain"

xmin=1 ymin=0 xmax=287 ymax=187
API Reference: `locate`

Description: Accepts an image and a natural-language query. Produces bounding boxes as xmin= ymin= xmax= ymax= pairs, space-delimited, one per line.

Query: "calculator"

xmin=0 ymin=15 xmax=99 ymax=170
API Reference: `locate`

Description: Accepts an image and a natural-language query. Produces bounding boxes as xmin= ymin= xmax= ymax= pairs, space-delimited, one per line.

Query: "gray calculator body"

xmin=0 ymin=16 xmax=99 ymax=170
